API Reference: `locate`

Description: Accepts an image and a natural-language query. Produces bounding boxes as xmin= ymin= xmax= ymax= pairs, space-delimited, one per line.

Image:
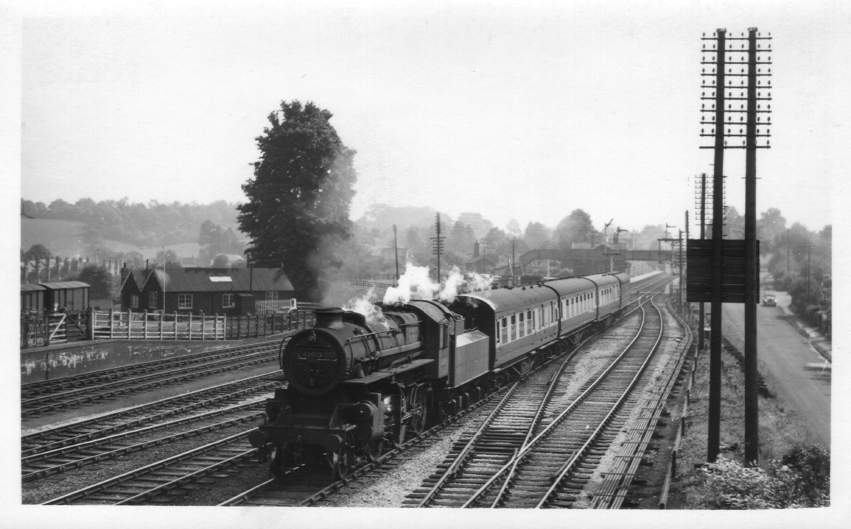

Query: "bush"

xmin=694 ymin=446 xmax=829 ymax=509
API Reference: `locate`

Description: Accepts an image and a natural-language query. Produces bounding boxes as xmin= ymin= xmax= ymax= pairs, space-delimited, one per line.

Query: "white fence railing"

xmin=254 ymin=299 xmax=298 ymax=315
xmin=91 ymin=310 xmax=226 ymax=341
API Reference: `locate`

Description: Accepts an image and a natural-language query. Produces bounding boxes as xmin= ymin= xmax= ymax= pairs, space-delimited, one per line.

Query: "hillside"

xmin=21 ymin=216 xmax=201 ymax=259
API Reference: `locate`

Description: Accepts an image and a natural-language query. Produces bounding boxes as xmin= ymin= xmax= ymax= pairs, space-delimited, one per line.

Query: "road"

xmin=720 ymin=294 xmax=830 ymax=448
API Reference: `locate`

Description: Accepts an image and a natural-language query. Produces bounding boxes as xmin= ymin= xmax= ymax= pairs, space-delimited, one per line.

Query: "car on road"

xmin=762 ymin=294 xmax=777 ymax=307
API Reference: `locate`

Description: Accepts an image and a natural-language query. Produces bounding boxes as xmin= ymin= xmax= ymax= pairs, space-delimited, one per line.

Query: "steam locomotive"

xmin=248 ymin=271 xmax=664 ymax=478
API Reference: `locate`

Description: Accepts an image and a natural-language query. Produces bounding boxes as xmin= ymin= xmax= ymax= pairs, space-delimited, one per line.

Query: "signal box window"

xmin=131 ymin=294 xmax=139 ymax=309
xmin=149 ymin=291 xmax=158 ymax=309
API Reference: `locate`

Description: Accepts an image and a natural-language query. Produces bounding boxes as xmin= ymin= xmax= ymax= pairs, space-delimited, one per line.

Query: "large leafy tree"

xmin=238 ymin=101 xmax=356 ymax=300
xmin=77 ymin=265 xmax=113 ymax=300
xmin=554 ymin=209 xmax=595 ymax=250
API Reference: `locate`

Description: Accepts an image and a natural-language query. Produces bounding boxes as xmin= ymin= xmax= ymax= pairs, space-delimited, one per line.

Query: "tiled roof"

xmin=144 ymin=267 xmax=294 ymax=292
xmin=21 ymin=283 xmax=46 ymax=292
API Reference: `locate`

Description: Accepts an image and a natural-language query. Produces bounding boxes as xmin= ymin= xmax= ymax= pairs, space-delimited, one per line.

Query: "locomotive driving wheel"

xmin=327 ymin=448 xmax=353 ymax=480
xmin=407 ymin=384 xmax=428 ymax=436
xmin=365 ymin=438 xmax=385 ymax=462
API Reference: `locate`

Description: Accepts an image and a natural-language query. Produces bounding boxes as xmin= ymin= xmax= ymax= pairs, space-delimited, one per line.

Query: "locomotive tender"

xmin=249 ymin=271 xmax=662 ymax=477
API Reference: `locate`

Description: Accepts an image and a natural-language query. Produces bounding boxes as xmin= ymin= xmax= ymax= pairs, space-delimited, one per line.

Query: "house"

xmin=125 ymin=266 xmax=295 ymax=315
xmin=119 ymin=268 xmax=148 ymax=311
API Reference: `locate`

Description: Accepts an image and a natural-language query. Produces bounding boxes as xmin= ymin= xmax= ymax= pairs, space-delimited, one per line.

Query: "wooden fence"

xmin=20 ymin=311 xmax=87 ymax=348
xmin=21 ymin=308 xmax=317 ymax=348
xmin=91 ymin=310 xmax=227 ymax=341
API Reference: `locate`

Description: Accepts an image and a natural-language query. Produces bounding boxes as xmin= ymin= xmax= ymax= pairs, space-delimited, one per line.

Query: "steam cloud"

xmin=382 ymin=262 xmax=494 ymax=305
xmin=342 ymin=287 xmax=389 ymax=329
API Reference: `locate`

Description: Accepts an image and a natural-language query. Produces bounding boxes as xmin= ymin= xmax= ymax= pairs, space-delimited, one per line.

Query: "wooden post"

xmin=109 ymin=308 xmax=114 ymax=340
xmin=189 ymin=312 xmax=193 ymax=340
xmin=201 ymin=314 xmax=206 ymax=341
xmin=708 ymin=27 xmax=726 ymax=463
xmin=174 ymin=312 xmax=178 ymax=340
xmin=144 ymin=311 xmax=148 ymax=339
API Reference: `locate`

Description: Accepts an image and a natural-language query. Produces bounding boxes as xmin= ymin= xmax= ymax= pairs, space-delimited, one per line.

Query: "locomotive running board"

xmin=343 ymin=358 xmax=434 ymax=387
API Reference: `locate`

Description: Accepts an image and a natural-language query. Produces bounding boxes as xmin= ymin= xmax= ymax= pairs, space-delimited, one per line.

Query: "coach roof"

xmin=456 ymin=284 xmax=556 ymax=314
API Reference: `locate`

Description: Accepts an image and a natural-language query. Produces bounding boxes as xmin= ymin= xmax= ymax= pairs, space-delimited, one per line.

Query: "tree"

xmin=757 ymin=208 xmax=787 ymax=252
xmin=523 ymin=222 xmax=551 ymax=249
xmin=211 ymin=254 xmax=231 ymax=268
xmin=77 ymin=265 xmax=113 ymax=300
xmin=23 ymin=244 xmax=52 ymax=262
xmin=553 ymin=209 xmax=595 ymax=250
xmin=457 ymin=212 xmax=494 ymax=239
xmin=238 ymin=100 xmax=357 ymax=300
xmin=447 ymin=221 xmax=476 ymax=258
xmin=155 ymin=249 xmax=181 ymax=267
xmin=482 ymin=227 xmax=511 ymax=260
xmin=724 ymin=207 xmax=745 ymax=239
xmin=404 ymin=225 xmax=429 ymax=264
xmin=505 ymin=218 xmax=522 ymax=238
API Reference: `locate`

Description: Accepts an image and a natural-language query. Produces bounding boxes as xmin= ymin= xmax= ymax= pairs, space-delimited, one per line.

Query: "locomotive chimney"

xmin=314 ymin=308 xmax=345 ymax=329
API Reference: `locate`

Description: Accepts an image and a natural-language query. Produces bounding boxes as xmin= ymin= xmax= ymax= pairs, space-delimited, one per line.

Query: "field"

xmin=21 ymin=217 xmax=200 ymax=259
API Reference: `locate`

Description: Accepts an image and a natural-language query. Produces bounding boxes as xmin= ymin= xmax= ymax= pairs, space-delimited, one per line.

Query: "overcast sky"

xmin=18 ymin=0 xmax=848 ymax=235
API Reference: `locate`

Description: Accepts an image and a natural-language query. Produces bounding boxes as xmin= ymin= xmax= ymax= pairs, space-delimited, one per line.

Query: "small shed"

xmin=40 ymin=281 xmax=90 ymax=312
xmin=21 ymin=283 xmax=46 ymax=313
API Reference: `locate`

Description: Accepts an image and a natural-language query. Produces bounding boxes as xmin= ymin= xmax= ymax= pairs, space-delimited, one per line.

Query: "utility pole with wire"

xmin=431 ymin=214 xmax=445 ymax=285
xmin=695 ymin=27 xmax=772 ymax=464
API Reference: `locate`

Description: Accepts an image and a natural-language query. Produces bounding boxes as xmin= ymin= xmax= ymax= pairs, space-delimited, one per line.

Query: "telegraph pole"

xmin=705 ymin=27 xmax=726 ymax=462
xmin=699 ymin=27 xmax=772 ymax=464
xmin=678 ymin=228 xmax=684 ymax=315
xmin=393 ymin=224 xmax=400 ymax=285
xmin=698 ymin=173 xmax=707 ymax=350
xmin=684 ymin=210 xmax=689 ymax=319
xmin=431 ymin=214 xmax=445 ymax=285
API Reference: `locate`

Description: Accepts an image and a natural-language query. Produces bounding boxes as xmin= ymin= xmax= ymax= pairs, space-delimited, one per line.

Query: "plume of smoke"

xmin=466 ymin=271 xmax=494 ymax=291
xmin=382 ymin=262 xmax=496 ymax=305
xmin=438 ymin=266 xmax=465 ymax=303
xmin=383 ymin=262 xmax=439 ymax=304
xmin=342 ymin=287 xmax=388 ymax=329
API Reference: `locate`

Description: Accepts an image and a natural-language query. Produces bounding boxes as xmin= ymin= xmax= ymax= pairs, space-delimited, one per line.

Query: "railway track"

xmin=405 ymin=297 xmax=670 ymax=508
xmin=22 ymin=371 xmax=281 ymax=457
xmin=21 ymin=338 xmax=287 ymax=417
xmin=42 ymin=429 xmax=259 ymax=505
xmin=218 ymin=387 xmax=509 ymax=507
xmin=23 ymin=401 xmax=265 ymax=481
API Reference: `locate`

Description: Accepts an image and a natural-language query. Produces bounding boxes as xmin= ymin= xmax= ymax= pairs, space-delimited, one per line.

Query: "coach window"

xmin=530 ymin=309 xmax=536 ymax=331
xmin=518 ymin=312 xmax=525 ymax=338
xmin=500 ymin=318 xmax=508 ymax=344
xmin=510 ymin=314 xmax=517 ymax=340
